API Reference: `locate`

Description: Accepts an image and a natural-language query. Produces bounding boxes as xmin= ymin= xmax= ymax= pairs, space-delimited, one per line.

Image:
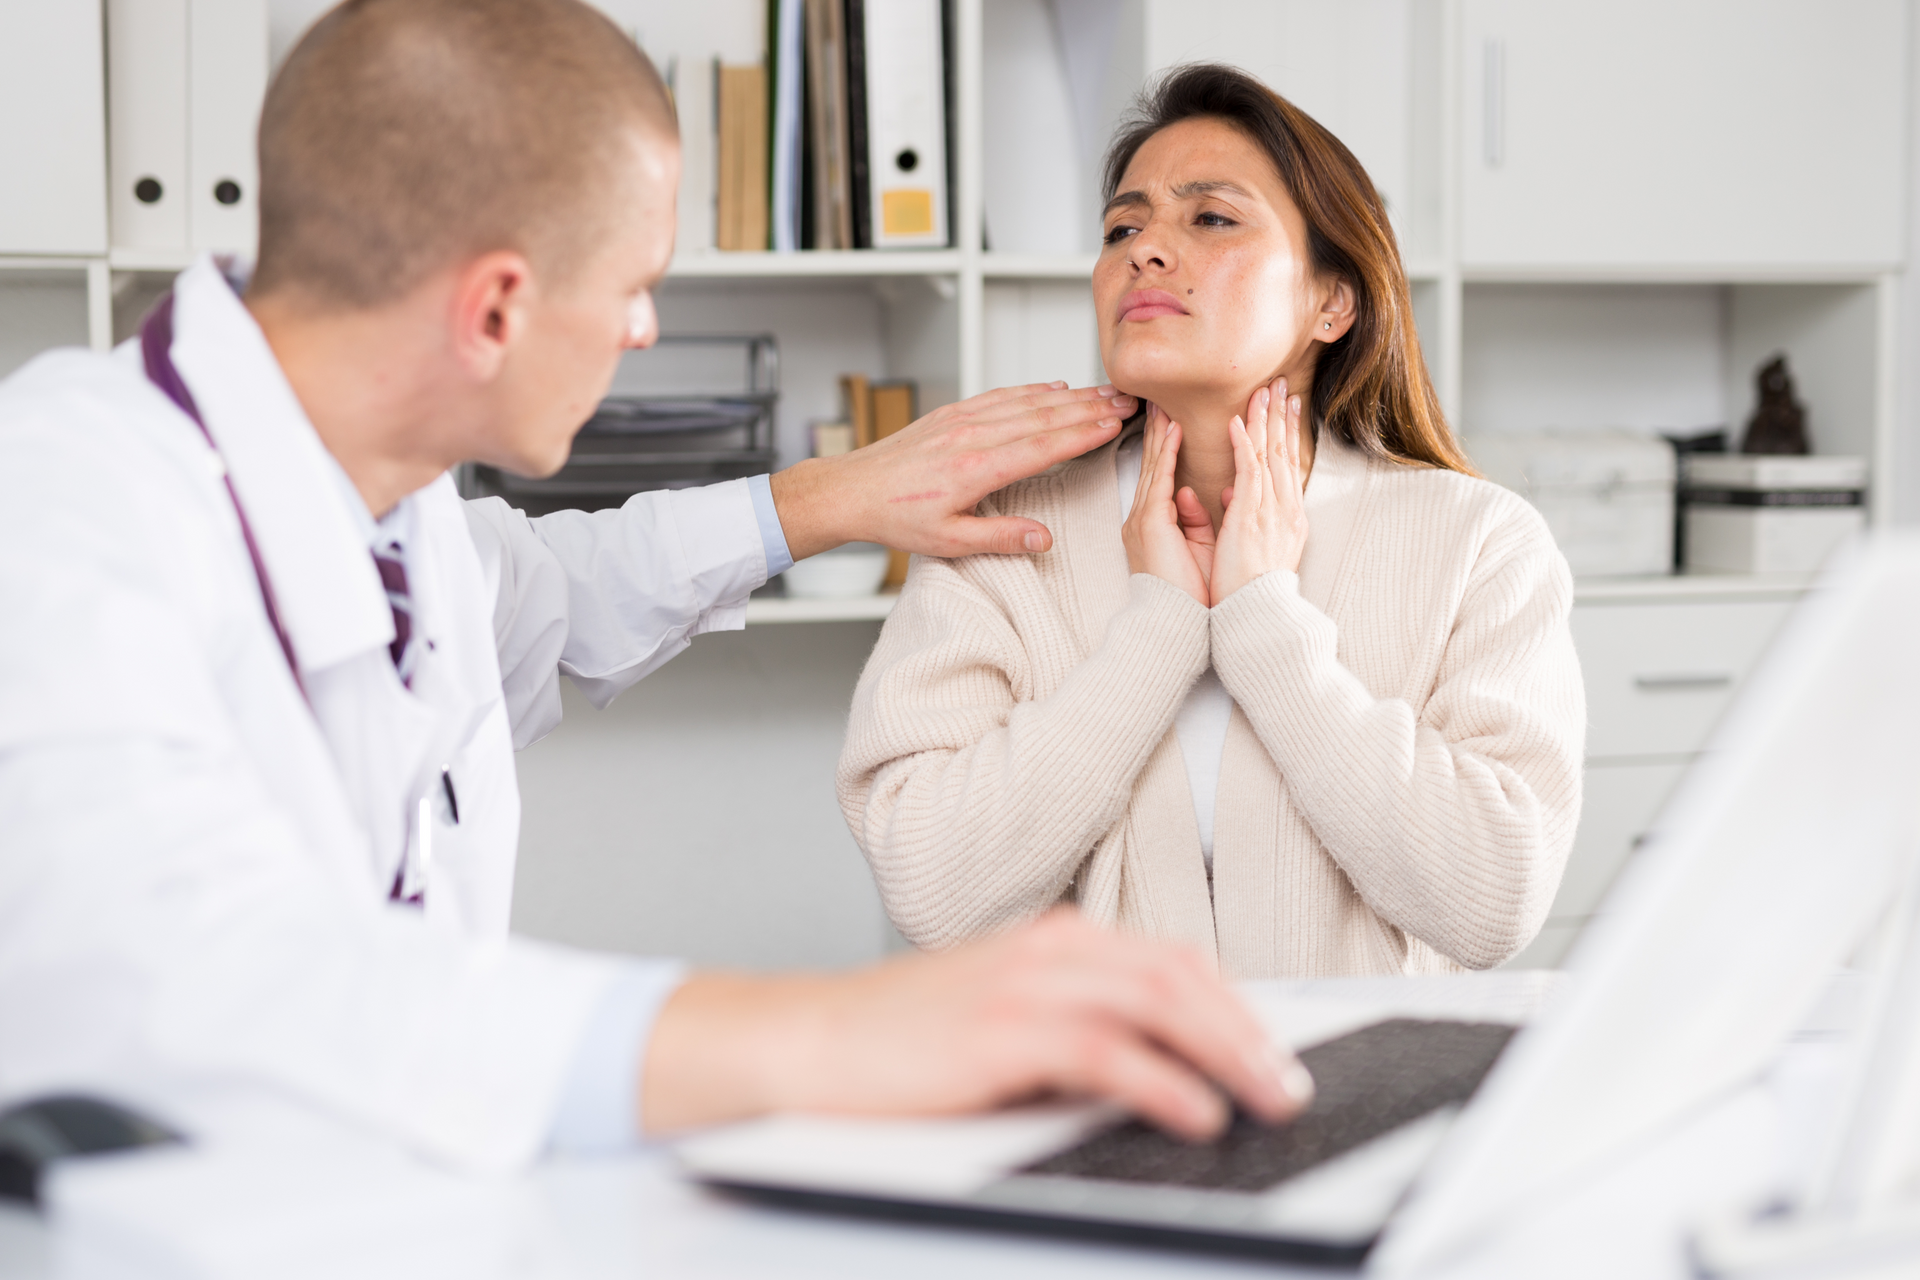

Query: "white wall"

xmin=511 ymin=622 xmax=899 ymax=968
xmin=0 ymin=277 xmax=88 ymax=379
xmin=1897 ymin=0 xmax=1920 ymax=523
xmin=1460 ymin=285 xmax=1728 ymax=436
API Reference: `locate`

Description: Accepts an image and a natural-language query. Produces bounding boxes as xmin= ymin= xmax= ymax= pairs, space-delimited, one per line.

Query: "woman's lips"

xmin=1118 ymin=289 xmax=1190 ymax=322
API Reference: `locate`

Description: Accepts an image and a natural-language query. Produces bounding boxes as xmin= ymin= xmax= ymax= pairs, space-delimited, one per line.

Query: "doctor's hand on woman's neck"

xmin=1122 ymin=377 xmax=1311 ymax=608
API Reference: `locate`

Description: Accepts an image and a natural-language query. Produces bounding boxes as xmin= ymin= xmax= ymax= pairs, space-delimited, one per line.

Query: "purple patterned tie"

xmin=375 ymin=543 xmax=425 ymax=906
xmin=371 ymin=545 xmax=417 ymax=688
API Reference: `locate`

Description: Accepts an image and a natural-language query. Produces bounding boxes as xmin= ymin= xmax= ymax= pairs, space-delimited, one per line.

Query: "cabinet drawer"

xmin=1571 ymin=599 xmax=1795 ymax=758
xmin=1553 ymin=760 xmax=1689 ymax=920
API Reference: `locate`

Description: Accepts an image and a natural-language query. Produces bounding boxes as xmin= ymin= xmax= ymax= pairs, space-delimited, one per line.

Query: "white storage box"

xmin=1682 ymin=454 xmax=1866 ymax=574
xmin=1463 ymin=430 xmax=1677 ymax=577
xmin=1684 ymin=507 xmax=1863 ymax=574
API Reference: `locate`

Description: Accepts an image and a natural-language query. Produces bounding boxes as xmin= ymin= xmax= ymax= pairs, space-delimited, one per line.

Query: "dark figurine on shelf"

xmin=1742 ymin=354 xmax=1810 ymax=455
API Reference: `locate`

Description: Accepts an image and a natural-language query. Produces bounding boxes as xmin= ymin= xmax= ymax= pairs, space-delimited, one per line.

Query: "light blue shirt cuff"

xmin=548 ymin=959 xmax=688 ymax=1153
xmin=747 ymin=472 xmax=795 ymax=578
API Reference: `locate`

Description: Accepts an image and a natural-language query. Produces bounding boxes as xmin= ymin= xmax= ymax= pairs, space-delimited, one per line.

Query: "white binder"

xmin=108 ymin=0 xmax=189 ymax=252
xmin=770 ymin=0 xmax=804 ymax=252
xmin=105 ymin=0 xmax=266 ymax=256
xmin=0 ymin=1 xmax=108 ymax=254
xmin=188 ymin=0 xmax=267 ymax=255
xmin=861 ymin=0 xmax=949 ymax=249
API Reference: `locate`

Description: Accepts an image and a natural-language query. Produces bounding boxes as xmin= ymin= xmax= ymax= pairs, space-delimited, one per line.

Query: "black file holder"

xmin=463 ymin=333 xmax=778 ymax=517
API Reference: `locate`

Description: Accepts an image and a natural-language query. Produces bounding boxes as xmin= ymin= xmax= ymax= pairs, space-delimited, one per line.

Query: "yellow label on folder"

xmin=882 ymin=189 xmax=935 ymax=237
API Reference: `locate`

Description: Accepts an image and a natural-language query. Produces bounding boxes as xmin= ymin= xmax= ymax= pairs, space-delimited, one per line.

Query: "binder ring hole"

xmin=214 ymin=180 xmax=243 ymax=206
xmin=894 ymin=148 xmax=919 ymax=173
xmin=134 ymin=177 xmax=163 ymax=205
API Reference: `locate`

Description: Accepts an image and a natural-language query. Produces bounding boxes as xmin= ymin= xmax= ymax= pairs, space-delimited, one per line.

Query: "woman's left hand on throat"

xmin=1210 ymin=376 xmax=1310 ymax=605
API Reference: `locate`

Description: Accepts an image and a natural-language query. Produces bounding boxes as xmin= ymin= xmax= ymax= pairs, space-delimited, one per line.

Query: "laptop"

xmin=678 ymin=535 xmax=1920 ymax=1273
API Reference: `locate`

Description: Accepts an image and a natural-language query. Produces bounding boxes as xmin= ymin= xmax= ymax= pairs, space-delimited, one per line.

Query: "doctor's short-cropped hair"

xmin=251 ymin=0 xmax=673 ymax=309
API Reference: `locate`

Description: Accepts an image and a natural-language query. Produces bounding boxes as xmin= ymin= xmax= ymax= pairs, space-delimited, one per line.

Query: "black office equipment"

xmin=0 ymin=1095 xmax=183 ymax=1206
xmin=464 ymin=333 xmax=778 ymax=518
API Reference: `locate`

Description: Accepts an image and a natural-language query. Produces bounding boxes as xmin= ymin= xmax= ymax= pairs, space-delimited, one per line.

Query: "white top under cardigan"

xmin=1113 ymin=435 xmax=1233 ymax=868
xmin=838 ymin=424 xmax=1587 ymax=978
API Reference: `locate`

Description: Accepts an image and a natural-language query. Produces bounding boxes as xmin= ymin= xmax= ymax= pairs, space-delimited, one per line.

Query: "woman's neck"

xmin=1160 ymin=384 xmax=1318 ymax=531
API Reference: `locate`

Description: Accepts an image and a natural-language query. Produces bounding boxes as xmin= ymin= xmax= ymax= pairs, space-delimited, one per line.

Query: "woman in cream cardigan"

xmin=837 ymin=65 xmax=1585 ymax=978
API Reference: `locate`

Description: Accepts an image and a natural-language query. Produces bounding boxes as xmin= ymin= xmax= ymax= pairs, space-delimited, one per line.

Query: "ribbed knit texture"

xmin=837 ymin=429 xmax=1586 ymax=977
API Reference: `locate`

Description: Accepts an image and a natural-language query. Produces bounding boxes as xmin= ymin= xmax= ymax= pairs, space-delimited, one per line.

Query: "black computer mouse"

xmin=0 ymin=1095 xmax=184 ymax=1206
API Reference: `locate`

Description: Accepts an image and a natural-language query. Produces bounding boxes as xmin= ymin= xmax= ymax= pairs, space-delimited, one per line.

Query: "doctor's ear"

xmin=1313 ymin=278 xmax=1357 ymax=344
xmin=449 ymin=251 xmax=535 ymax=382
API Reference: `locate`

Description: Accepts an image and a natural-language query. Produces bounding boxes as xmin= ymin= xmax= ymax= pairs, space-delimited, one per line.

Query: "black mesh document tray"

xmin=464 ymin=333 xmax=777 ymax=516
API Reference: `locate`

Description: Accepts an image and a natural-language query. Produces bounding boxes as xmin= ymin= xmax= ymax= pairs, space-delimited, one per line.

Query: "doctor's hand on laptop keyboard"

xmin=641 ymin=908 xmax=1315 ymax=1139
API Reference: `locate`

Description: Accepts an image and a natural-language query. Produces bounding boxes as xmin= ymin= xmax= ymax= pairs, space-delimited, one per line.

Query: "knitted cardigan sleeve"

xmin=1209 ymin=508 xmax=1586 ymax=969
xmin=837 ymin=564 xmax=1208 ymax=949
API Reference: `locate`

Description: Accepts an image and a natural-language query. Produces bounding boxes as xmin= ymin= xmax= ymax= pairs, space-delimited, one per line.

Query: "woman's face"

xmin=1093 ymin=117 xmax=1347 ymax=415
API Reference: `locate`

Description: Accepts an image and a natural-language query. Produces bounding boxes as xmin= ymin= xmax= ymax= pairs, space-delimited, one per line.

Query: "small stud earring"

xmin=1323 ymin=321 xmax=1333 ymax=330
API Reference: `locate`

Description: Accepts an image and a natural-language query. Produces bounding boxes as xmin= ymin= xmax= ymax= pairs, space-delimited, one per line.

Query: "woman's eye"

xmin=1196 ymin=211 xmax=1236 ymax=228
xmin=1103 ymin=224 xmax=1138 ymax=245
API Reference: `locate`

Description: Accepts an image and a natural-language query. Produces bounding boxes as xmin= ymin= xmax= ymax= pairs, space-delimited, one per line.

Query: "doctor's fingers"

xmin=1029 ymin=1023 xmax=1233 ymax=1140
xmin=1005 ymin=925 xmax=1309 ymax=1126
xmin=965 ymin=380 xmax=1140 ymax=431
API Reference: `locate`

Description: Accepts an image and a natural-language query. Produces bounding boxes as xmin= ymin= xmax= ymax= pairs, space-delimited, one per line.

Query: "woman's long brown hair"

xmin=1104 ymin=63 xmax=1473 ymax=475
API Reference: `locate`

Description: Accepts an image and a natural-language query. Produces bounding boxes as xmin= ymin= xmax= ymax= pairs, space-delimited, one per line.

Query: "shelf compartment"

xmin=668 ymin=250 xmax=962 ymax=280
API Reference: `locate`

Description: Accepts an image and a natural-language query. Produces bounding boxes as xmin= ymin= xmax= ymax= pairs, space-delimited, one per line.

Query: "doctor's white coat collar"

xmin=167 ymin=256 xmax=398 ymax=676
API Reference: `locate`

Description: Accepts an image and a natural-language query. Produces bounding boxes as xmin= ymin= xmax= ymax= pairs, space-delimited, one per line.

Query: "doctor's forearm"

xmin=637 ymin=915 xmax=1309 ymax=1140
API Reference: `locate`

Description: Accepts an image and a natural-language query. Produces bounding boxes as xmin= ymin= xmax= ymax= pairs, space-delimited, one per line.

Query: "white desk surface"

xmin=0 ymin=1085 xmax=1787 ymax=1280
xmin=0 ymin=974 xmax=1820 ymax=1279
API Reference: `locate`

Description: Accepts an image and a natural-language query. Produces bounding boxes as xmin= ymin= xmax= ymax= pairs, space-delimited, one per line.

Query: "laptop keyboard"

xmin=1019 ymin=1018 xmax=1517 ymax=1194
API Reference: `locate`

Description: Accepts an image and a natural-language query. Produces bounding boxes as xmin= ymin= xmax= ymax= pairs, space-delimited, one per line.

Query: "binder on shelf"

xmin=667 ymin=56 xmax=716 ymax=255
xmin=844 ymin=0 xmax=872 ymax=249
xmin=716 ymin=62 xmax=769 ymax=251
xmin=107 ymin=0 xmax=189 ymax=252
xmin=187 ymin=0 xmax=266 ymax=255
xmin=859 ymin=0 xmax=949 ymax=248
xmin=770 ymin=0 xmax=804 ymax=252
xmin=0 ymin=3 xmax=108 ymax=254
xmin=803 ymin=0 xmax=853 ymax=249
xmin=105 ymin=0 xmax=266 ymax=256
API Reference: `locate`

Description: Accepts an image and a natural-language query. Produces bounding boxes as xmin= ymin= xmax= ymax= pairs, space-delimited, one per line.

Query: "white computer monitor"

xmin=1376 ymin=533 xmax=1920 ymax=1273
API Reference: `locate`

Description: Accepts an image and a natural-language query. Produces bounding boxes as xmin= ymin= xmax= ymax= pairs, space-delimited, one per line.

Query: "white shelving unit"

xmin=0 ymin=0 xmax=1908 ymax=969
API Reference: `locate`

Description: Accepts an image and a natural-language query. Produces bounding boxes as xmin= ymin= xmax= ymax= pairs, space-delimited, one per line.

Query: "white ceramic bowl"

xmin=781 ymin=544 xmax=890 ymax=599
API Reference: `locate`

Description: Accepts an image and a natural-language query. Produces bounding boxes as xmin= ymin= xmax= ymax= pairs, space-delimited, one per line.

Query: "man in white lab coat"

xmin=0 ymin=0 xmax=1308 ymax=1172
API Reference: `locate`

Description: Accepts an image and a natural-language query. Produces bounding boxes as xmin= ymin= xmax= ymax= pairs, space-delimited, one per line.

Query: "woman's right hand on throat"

xmin=1122 ymin=404 xmax=1217 ymax=608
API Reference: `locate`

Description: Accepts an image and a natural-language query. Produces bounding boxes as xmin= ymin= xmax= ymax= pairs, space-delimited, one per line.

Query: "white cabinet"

xmin=0 ymin=2 xmax=108 ymax=255
xmin=1459 ymin=0 xmax=1907 ymax=271
xmin=1507 ymin=584 xmax=1806 ymax=969
xmin=1557 ymin=760 xmax=1689 ymax=919
xmin=1572 ymin=598 xmax=1796 ymax=758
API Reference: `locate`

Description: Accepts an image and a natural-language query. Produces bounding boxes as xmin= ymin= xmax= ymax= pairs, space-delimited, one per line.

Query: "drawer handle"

xmin=1633 ymin=673 xmax=1734 ymax=692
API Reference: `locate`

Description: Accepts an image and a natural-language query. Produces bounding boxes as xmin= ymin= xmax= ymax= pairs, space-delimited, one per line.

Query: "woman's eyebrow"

xmin=1171 ymin=179 xmax=1252 ymax=200
xmin=1102 ymin=180 xmax=1255 ymax=218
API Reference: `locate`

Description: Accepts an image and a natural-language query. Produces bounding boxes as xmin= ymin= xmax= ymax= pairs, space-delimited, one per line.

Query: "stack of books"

xmin=711 ymin=0 xmax=950 ymax=252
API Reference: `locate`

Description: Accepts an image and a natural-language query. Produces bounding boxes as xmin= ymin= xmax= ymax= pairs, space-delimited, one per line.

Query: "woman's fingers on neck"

xmin=1174 ymin=486 xmax=1214 ymax=535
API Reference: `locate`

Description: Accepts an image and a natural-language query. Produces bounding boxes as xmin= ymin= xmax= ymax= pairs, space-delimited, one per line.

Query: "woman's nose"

xmin=1126 ymin=216 xmax=1176 ymax=274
